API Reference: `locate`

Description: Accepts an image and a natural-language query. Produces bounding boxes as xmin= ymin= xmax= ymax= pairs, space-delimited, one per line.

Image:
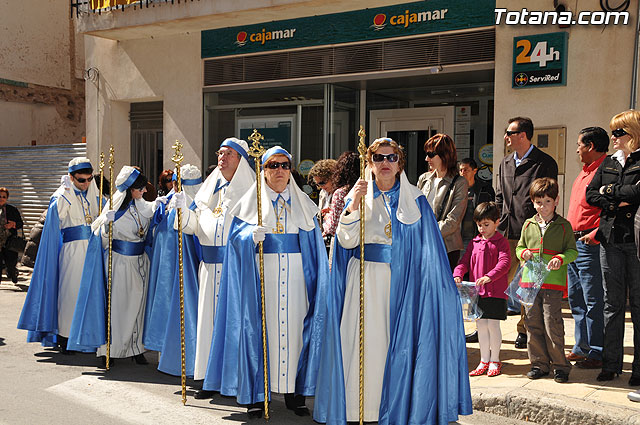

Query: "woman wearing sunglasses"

xmin=586 ymin=110 xmax=640 ymax=393
xmin=68 ymin=166 xmax=159 ymax=367
xmin=314 ymin=138 xmax=471 ymax=424
xmin=18 ymin=157 xmax=101 ymax=354
xmin=204 ymin=146 xmax=329 ymax=419
xmin=417 ymin=133 xmax=469 ymax=270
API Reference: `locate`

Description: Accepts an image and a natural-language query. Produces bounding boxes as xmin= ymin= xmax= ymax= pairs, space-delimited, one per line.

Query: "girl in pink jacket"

xmin=454 ymin=202 xmax=511 ymax=377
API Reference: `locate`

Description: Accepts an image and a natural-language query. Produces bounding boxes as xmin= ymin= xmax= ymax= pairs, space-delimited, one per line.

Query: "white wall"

xmin=493 ymin=0 xmax=638 ymax=214
xmin=84 ymin=32 xmax=202 ymax=173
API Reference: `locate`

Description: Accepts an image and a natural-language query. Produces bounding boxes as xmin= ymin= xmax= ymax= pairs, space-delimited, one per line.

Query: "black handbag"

xmin=6 ymin=229 xmax=26 ymax=254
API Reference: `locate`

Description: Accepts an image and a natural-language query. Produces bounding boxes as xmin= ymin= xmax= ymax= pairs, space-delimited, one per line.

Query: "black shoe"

xmin=526 ymin=367 xmax=549 ymax=380
xmin=194 ymin=389 xmax=215 ymax=399
xmin=284 ymin=393 xmax=310 ymax=416
xmin=629 ymin=375 xmax=640 ymax=386
xmin=10 ymin=270 xmax=18 ymax=283
xmin=247 ymin=403 xmax=263 ymax=419
xmin=465 ymin=330 xmax=479 ymax=343
xmin=596 ymin=370 xmax=618 ymax=381
xmin=133 ymin=353 xmax=148 ymax=365
xmin=514 ymin=333 xmax=527 ymax=349
xmin=554 ymin=370 xmax=569 ymax=383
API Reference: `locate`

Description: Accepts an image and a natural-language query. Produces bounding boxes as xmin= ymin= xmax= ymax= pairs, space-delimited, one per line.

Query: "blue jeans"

xmin=567 ymin=240 xmax=604 ymax=360
xmin=600 ymin=241 xmax=640 ymax=374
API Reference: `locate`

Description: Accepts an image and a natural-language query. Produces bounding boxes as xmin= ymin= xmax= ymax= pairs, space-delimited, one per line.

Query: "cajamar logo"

xmin=235 ymin=27 xmax=297 ymax=47
xmin=371 ymin=8 xmax=449 ymax=30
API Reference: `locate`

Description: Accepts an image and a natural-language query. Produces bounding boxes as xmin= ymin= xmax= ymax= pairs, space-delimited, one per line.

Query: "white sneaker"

xmin=627 ymin=390 xmax=640 ymax=402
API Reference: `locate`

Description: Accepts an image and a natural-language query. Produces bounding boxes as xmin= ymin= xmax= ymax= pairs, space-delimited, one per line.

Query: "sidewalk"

xmin=466 ymin=303 xmax=640 ymax=424
xmin=4 ymin=266 xmax=640 ymax=424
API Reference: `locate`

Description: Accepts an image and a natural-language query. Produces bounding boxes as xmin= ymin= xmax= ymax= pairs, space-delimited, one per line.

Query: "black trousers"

xmin=1 ymin=247 xmax=18 ymax=280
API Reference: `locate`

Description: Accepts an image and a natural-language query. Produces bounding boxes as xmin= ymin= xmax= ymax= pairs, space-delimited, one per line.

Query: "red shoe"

xmin=488 ymin=361 xmax=502 ymax=377
xmin=469 ymin=361 xmax=490 ymax=376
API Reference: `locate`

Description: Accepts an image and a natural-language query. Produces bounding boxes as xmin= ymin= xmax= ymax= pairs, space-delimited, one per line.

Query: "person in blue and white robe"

xmin=68 ymin=166 xmax=159 ymax=366
xmin=313 ymin=138 xmax=473 ymax=425
xmin=203 ymin=146 xmax=329 ymax=418
xmin=144 ymin=164 xmax=201 ymax=376
xmin=18 ymin=158 xmax=101 ymax=353
xmin=175 ymin=138 xmax=254 ymax=399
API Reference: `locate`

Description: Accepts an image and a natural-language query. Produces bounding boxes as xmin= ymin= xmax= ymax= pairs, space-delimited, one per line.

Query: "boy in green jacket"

xmin=516 ymin=177 xmax=578 ymax=383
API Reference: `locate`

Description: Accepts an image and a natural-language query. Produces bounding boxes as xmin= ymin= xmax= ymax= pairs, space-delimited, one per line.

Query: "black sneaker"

xmin=526 ymin=367 xmax=549 ymax=380
xmin=554 ymin=370 xmax=569 ymax=383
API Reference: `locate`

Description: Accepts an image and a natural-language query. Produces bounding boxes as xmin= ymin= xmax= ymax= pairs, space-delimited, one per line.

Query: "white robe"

xmin=97 ymin=202 xmax=151 ymax=358
xmin=57 ymin=189 xmax=100 ymax=337
xmin=181 ymin=182 xmax=232 ymax=380
xmin=336 ymin=192 xmax=393 ymax=422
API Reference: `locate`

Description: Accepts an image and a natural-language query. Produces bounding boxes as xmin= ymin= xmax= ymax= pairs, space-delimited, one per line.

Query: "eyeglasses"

xmin=505 ymin=130 xmax=522 ymax=136
xmin=74 ymin=175 xmax=94 ymax=183
xmin=265 ymin=161 xmax=291 ymax=170
xmin=371 ymin=153 xmax=399 ymax=163
xmin=612 ymin=128 xmax=628 ymax=138
xmin=425 ymin=151 xmax=437 ymax=159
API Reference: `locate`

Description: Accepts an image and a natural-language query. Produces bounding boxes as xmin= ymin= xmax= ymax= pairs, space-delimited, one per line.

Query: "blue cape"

xmin=156 ymin=207 xmax=200 ymax=377
xmin=17 ymin=194 xmax=63 ymax=346
xmin=313 ymin=195 xmax=472 ymax=425
xmin=202 ymin=216 xmax=329 ymax=405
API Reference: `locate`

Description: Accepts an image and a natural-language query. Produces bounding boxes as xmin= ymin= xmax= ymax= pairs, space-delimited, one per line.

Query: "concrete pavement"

xmin=3 ymin=265 xmax=640 ymax=424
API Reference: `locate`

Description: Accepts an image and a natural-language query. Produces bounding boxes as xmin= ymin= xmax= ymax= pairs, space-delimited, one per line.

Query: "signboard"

xmin=512 ymin=32 xmax=568 ymax=88
xmin=202 ymin=0 xmax=495 ymax=58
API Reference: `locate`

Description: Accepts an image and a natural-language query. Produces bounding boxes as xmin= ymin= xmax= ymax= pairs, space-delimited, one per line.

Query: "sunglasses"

xmin=372 ymin=153 xmax=399 ymax=163
xmin=0 ymin=195 xmax=7 ymax=199
xmin=265 ymin=161 xmax=291 ymax=170
xmin=315 ymin=180 xmax=327 ymax=187
xmin=612 ymin=128 xmax=628 ymax=138
xmin=505 ymin=130 xmax=522 ymax=136
xmin=424 ymin=151 xmax=438 ymax=159
xmin=74 ymin=175 xmax=94 ymax=183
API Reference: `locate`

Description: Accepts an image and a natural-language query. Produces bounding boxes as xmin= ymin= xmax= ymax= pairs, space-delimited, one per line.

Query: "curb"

xmin=472 ymin=387 xmax=640 ymax=425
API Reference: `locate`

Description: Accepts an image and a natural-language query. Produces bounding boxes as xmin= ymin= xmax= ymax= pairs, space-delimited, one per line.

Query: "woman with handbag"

xmin=0 ymin=187 xmax=24 ymax=283
xmin=417 ymin=134 xmax=469 ymax=270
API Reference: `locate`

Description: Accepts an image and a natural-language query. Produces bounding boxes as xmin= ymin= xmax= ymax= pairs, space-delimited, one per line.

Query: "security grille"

xmin=204 ymin=28 xmax=494 ymax=87
xmin=0 ymin=144 xmax=87 ymax=236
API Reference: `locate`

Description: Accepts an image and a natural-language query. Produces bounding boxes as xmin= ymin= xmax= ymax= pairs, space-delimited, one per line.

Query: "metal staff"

xmin=357 ymin=126 xmax=367 ymax=425
xmin=247 ymin=129 xmax=269 ymax=420
xmin=171 ymin=140 xmax=187 ymax=406
xmin=106 ymin=145 xmax=115 ymax=370
xmin=98 ymin=152 xmax=105 ymax=215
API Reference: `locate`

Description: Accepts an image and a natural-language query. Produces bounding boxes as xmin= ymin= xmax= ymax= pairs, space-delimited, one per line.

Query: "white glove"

xmin=105 ymin=210 xmax=116 ymax=223
xmin=252 ymin=226 xmax=268 ymax=244
xmin=155 ymin=196 xmax=169 ymax=208
xmin=174 ymin=191 xmax=187 ymax=210
xmin=61 ymin=175 xmax=73 ymax=190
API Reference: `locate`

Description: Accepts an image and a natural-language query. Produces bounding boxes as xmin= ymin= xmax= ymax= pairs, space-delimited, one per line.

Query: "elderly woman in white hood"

xmin=68 ymin=166 xmax=160 ymax=367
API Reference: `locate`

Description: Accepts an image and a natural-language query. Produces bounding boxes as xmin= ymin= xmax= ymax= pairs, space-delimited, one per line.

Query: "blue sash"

xmin=201 ymin=245 xmax=225 ymax=264
xmin=353 ymin=243 xmax=392 ymax=264
xmin=258 ymin=233 xmax=301 ymax=254
xmin=113 ymin=239 xmax=145 ymax=256
xmin=62 ymin=225 xmax=92 ymax=243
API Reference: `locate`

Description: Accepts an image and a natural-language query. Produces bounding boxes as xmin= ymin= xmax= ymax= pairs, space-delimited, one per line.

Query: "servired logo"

xmin=372 ymin=13 xmax=386 ymax=30
xmin=236 ymin=31 xmax=248 ymax=46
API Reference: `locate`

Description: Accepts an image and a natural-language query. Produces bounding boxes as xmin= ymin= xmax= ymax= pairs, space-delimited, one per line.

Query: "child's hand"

xmin=454 ymin=276 xmax=462 ymax=286
xmin=547 ymin=257 xmax=562 ymax=270
xmin=522 ymin=249 xmax=533 ymax=261
xmin=475 ymin=276 xmax=491 ymax=286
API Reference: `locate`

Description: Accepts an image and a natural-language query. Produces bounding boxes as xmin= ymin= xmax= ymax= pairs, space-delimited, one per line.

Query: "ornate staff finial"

xmin=248 ymin=129 xmax=266 ymax=159
xmin=171 ymin=140 xmax=184 ymax=166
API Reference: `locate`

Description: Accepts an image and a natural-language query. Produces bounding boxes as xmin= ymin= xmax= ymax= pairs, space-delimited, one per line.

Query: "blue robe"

xmin=313 ymin=194 xmax=472 ymax=425
xmin=202 ymin=216 xmax=329 ymax=405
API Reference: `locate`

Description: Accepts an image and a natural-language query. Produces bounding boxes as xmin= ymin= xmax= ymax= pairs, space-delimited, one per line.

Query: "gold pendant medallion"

xmin=275 ymin=222 xmax=285 ymax=234
xmin=212 ymin=206 xmax=223 ymax=217
xmin=384 ymin=221 xmax=392 ymax=238
xmin=138 ymin=227 xmax=145 ymax=238
xmin=85 ymin=214 xmax=93 ymax=225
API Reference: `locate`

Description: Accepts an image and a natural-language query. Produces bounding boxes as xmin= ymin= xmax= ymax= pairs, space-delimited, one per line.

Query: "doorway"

xmin=370 ymin=106 xmax=454 ymax=183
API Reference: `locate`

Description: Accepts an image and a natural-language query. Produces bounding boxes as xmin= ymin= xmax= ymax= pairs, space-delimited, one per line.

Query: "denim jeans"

xmin=600 ymin=241 xmax=640 ymax=374
xmin=567 ymin=240 xmax=604 ymax=360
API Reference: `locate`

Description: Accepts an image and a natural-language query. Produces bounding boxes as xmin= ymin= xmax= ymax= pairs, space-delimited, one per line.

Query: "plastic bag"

xmin=505 ymin=258 xmax=551 ymax=310
xmin=457 ymin=281 xmax=483 ymax=321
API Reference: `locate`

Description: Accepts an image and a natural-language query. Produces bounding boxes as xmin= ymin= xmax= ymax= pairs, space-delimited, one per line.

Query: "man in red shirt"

xmin=566 ymin=127 xmax=609 ymax=369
